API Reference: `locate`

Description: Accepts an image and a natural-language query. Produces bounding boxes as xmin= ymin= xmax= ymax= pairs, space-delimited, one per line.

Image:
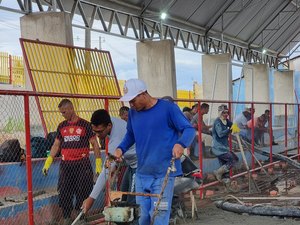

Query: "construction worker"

xmin=81 ymin=109 xmax=137 ymax=218
xmin=119 ymin=105 xmax=129 ymax=122
xmin=42 ymin=99 xmax=102 ymax=225
xmin=190 ymin=103 xmax=213 ymax=159
xmin=212 ymin=104 xmax=240 ymax=192
xmin=113 ymin=79 xmax=195 ymax=225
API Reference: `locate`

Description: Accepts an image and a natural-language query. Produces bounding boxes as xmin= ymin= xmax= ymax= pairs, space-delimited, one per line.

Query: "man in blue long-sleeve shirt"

xmin=114 ymin=79 xmax=195 ymax=225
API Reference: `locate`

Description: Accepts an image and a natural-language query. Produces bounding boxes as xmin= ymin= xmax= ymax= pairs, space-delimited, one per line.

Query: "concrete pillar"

xmin=20 ymin=12 xmax=73 ymax=45
xmin=290 ymin=58 xmax=300 ymax=104
xmin=20 ymin=12 xmax=73 ymax=133
xmin=273 ymin=70 xmax=295 ymax=126
xmin=244 ymin=64 xmax=270 ymax=115
xmin=202 ymin=53 xmax=232 ymax=120
xmin=20 ymin=12 xmax=73 ymax=90
xmin=136 ymin=40 xmax=176 ymax=98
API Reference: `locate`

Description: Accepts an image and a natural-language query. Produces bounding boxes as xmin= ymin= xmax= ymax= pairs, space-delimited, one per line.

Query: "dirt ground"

xmin=183 ymin=200 xmax=300 ymax=225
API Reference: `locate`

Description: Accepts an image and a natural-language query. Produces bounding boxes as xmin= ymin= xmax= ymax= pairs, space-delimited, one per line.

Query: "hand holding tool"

xmin=230 ymin=123 xmax=240 ymax=134
xmin=95 ymin=158 xmax=102 ymax=175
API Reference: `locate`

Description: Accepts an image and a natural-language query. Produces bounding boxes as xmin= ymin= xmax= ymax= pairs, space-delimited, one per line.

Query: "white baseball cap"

xmin=119 ymin=79 xmax=147 ymax=102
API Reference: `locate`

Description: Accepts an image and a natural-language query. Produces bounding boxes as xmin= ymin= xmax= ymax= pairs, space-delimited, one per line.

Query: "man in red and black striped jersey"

xmin=42 ymin=99 xmax=102 ymax=225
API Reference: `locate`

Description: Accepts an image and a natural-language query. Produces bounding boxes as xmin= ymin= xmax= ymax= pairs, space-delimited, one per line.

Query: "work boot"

xmin=213 ymin=165 xmax=228 ymax=182
xmin=272 ymin=141 xmax=278 ymax=145
xmin=223 ymin=179 xmax=239 ymax=193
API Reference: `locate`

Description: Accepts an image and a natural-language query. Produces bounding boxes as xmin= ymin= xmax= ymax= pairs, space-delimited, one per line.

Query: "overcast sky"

xmin=0 ymin=1 xmax=203 ymax=91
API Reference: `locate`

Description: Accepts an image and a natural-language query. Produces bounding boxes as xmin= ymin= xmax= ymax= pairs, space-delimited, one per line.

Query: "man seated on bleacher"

xmin=234 ymin=106 xmax=253 ymax=142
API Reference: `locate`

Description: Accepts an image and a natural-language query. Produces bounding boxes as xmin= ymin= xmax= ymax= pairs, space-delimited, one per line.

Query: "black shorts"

xmin=58 ymin=157 xmax=93 ymax=211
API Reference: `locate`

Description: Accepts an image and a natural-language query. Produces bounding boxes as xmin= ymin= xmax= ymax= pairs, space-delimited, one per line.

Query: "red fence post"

xmin=196 ymin=101 xmax=204 ymax=198
xmin=269 ymin=103 xmax=273 ymax=163
xmin=104 ymin=98 xmax=109 ymax=155
xmin=251 ymin=103 xmax=255 ymax=169
xmin=229 ymin=102 xmax=233 ymax=177
xmin=104 ymin=98 xmax=110 ymax=205
xmin=197 ymin=101 xmax=203 ymax=176
xmin=298 ymin=105 xmax=300 ymax=161
xmin=285 ymin=104 xmax=288 ymax=156
xmin=24 ymin=94 xmax=34 ymax=225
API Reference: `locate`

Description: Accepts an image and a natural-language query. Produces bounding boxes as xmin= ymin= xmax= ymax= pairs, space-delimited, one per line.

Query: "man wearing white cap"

xmin=113 ymin=79 xmax=195 ymax=225
xmin=234 ymin=106 xmax=253 ymax=142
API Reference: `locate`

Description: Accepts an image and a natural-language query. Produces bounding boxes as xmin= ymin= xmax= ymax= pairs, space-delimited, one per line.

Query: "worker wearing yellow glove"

xmin=42 ymin=156 xmax=53 ymax=176
xmin=230 ymin=123 xmax=240 ymax=134
xmin=40 ymin=99 xmax=101 ymax=224
xmin=95 ymin=158 xmax=102 ymax=175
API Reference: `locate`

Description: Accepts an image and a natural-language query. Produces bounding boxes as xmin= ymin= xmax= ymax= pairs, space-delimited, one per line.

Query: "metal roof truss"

xmin=1 ymin=0 xmax=296 ymax=68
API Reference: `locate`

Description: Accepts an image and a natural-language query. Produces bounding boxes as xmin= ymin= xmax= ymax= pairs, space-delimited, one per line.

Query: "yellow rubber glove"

xmin=95 ymin=158 xmax=102 ymax=175
xmin=230 ymin=123 xmax=240 ymax=134
xmin=42 ymin=156 xmax=53 ymax=176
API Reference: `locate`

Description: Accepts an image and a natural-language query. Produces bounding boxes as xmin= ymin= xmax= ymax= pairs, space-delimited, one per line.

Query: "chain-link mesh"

xmin=0 ymin=95 xmax=27 ymax=225
xmin=0 ymin=94 xmax=123 ymax=225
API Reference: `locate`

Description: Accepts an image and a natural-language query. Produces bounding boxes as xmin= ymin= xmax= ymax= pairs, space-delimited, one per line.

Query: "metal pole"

xmin=229 ymin=102 xmax=233 ymax=177
xmin=297 ymin=105 xmax=300 ymax=161
xmin=251 ymin=102 xmax=255 ymax=169
xmin=160 ymin=20 xmax=163 ymax=40
xmin=104 ymin=98 xmax=109 ymax=155
xmin=200 ymin=154 xmax=300 ymax=189
xmin=24 ymin=94 xmax=34 ymax=225
xmin=285 ymin=104 xmax=288 ymax=156
xmin=85 ymin=29 xmax=91 ymax=49
xmin=52 ymin=0 xmax=57 ymax=12
xmin=197 ymin=101 xmax=204 ymax=198
xmin=269 ymin=103 xmax=273 ymax=163
xmin=234 ymin=67 xmax=244 ymax=118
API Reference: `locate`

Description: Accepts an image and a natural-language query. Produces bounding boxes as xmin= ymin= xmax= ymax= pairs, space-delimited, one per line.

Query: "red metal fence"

xmin=0 ymin=90 xmax=299 ymax=225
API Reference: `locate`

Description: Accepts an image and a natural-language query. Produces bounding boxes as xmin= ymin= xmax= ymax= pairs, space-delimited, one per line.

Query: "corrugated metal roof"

xmin=105 ymin=0 xmax=300 ymax=57
xmin=1 ymin=0 xmax=299 ymax=63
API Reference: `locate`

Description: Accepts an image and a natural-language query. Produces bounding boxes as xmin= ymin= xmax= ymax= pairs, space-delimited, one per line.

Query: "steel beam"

xmin=0 ymin=0 xmax=280 ymax=68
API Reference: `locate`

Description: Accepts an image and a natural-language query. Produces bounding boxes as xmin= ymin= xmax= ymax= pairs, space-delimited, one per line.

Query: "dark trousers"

xmin=120 ymin=166 xmax=137 ymax=204
xmin=58 ymin=157 xmax=93 ymax=218
xmin=218 ymin=151 xmax=238 ymax=179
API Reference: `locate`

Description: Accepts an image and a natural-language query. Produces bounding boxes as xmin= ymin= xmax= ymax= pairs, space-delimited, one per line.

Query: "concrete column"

xmin=244 ymin=64 xmax=270 ymax=115
xmin=202 ymin=53 xmax=232 ymax=120
xmin=290 ymin=58 xmax=300 ymax=104
xmin=20 ymin=12 xmax=73 ymax=90
xmin=273 ymin=70 xmax=295 ymax=126
xmin=20 ymin=12 xmax=73 ymax=45
xmin=136 ymin=40 xmax=177 ymax=98
xmin=20 ymin=12 xmax=73 ymax=133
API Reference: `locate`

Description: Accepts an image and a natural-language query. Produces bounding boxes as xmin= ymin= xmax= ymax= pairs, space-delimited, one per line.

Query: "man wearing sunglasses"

xmin=81 ymin=109 xmax=137 ymax=219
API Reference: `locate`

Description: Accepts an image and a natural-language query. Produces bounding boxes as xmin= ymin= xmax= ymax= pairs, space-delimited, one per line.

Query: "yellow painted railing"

xmin=0 ymin=52 xmax=25 ymax=87
xmin=20 ymin=39 xmax=122 ymax=133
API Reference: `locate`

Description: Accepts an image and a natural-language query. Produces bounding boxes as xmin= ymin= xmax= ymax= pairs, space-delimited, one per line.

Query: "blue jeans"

xmin=135 ymin=174 xmax=175 ymax=225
